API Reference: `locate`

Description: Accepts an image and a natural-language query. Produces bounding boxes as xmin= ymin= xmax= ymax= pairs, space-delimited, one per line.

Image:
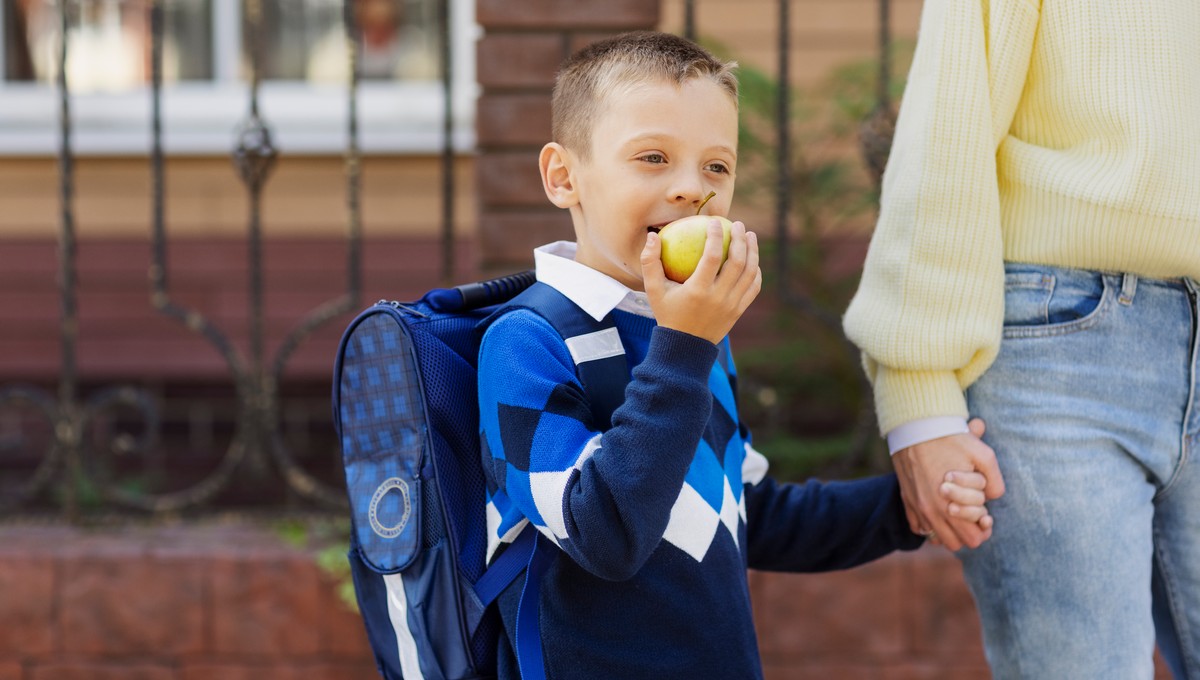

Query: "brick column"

xmin=475 ymin=0 xmax=661 ymax=274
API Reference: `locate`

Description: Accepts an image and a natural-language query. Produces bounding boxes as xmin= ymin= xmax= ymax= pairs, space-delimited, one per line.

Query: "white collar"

xmin=533 ymin=241 xmax=654 ymax=321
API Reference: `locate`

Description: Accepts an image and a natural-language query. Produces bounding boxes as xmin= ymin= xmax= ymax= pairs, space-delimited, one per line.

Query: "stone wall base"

xmin=0 ymin=525 xmax=1170 ymax=679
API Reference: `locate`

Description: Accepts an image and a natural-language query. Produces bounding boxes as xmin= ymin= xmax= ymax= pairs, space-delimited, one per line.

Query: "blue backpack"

xmin=332 ymin=273 xmax=627 ymax=680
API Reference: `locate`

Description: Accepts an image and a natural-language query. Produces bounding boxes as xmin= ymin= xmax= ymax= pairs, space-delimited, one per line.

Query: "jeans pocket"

xmin=1002 ymin=267 xmax=1112 ymax=339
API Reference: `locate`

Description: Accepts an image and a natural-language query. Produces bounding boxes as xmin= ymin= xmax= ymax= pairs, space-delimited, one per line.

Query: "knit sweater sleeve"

xmin=744 ymin=473 xmax=924 ymax=573
xmin=478 ymin=309 xmax=718 ymax=581
xmin=842 ymin=0 xmax=1040 ymax=434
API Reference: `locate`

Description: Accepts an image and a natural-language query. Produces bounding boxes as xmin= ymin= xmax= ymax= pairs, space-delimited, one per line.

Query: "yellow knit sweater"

xmin=843 ymin=0 xmax=1200 ymax=435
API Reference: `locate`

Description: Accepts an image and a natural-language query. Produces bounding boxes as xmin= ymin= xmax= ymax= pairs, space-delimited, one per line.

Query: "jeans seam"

xmin=1156 ymin=442 xmax=1190 ymax=502
xmin=1159 ymin=289 xmax=1199 ymax=501
xmin=1153 ymin=524 xmax=1199 ymax=679
xmin=1002 ymin=276 xmax=1114 ymax=340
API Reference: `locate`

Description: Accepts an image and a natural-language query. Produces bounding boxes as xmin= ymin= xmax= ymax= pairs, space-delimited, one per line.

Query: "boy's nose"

xmin=669 ymin=176 xmax=707 ymax=207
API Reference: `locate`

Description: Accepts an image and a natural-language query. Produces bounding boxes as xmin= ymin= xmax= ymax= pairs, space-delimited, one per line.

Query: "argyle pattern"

xmin=479 ymin=307 xmax=753 ymax=567
xmin=476 ymin=284 xmax=922 ymax=680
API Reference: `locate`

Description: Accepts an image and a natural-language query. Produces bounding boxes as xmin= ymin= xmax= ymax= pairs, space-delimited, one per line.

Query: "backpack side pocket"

xmin=336 ymin=310 xmax=425 ymax=573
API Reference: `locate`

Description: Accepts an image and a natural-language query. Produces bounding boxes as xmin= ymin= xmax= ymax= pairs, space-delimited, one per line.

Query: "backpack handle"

xmin=426 ymin=270 xmax=537 ymax=312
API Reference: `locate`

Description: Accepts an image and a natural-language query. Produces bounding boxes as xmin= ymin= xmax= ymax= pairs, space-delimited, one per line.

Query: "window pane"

xmin=247 ymin=0 xmax=438 ymax=83
xmin=3 ymin=0 xmax=213 ymax=90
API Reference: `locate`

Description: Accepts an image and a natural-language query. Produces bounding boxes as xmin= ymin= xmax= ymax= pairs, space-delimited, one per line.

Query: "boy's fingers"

xmin=978 ymin=514 xmax=994 ymax=531
xmin=738 ymin=266 xmax=763 ymax=312
xmin=719 ymin=221 xmax=748 ymax=281
xmin=689 ymin=218 xmax=726 ymax=282
xmin=949 ymin=503 xmax=988 ymax=523
xmin=735 ymin=231 xmax=761 ymax=309
xmin=944 ymin=470 xmax=988 ymax=490
xmin=641 ymin=232 xmax=666 ymax=297
xmin=731 ymin=224 xmax=756 ymax=285
xmin=941 ymin=481 xmax=986 ymax=507
xmin=743 ymin=229 xmax=759 ymax=273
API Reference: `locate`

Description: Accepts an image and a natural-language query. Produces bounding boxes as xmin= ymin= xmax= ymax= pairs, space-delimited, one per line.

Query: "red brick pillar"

xmin=475 ymin=0 xmax=661 ymax=274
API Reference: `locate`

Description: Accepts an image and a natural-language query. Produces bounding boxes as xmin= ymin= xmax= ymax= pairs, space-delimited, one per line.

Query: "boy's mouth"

xmin=646 ymin=221 xmax=670 ymax=234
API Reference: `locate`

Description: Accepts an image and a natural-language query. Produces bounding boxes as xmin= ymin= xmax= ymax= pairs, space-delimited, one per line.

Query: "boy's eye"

xmin=707 ymin=162 xmax=731 ymax=174
xmin=639 ymin=153 xmax=666 ymax=164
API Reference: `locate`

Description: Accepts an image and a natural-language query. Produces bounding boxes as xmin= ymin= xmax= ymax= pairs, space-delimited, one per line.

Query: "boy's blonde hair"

xmin=551 ymin=31 xmax=738 ymax=160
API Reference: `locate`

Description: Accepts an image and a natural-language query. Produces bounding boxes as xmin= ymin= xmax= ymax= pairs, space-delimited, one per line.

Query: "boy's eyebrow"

xmin=621 ymin=133 xmax=737 ymax=159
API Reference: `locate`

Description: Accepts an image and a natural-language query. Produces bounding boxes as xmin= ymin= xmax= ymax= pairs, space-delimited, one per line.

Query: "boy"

xmin=478 ymin=32 xmax=991 ymax=679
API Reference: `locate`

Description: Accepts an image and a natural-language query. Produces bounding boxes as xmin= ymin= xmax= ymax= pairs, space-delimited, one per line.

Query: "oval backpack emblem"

xmin=368 ymin=477 xmax=412 ymax=539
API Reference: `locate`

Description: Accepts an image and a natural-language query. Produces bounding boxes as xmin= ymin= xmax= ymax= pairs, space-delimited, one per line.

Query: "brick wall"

xmin=0 ymin=525 xmax=979 ymax=679
xmin=474 ymin=0 xmax=661 ymax=273
xmin=0 ymin=525 xmax=1174 ymax=679
xmin=0 ymin=525 xmax=377 ymax=680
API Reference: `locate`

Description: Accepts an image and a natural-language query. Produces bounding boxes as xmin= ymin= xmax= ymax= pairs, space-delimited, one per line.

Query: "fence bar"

xmin=440 ymin=0 xmax=454 ymax=283
xmin=246 ymin=0 xmax=265 ymax=390
xmin=144 ymin=0 xmax=252 ymax=513
xmin=345 ymin=0 xmax=363 ymax=304
xmin=56 ymin=0 xmax=79 ymax=520
xmin=877 ymin=0 xmax=891 ymax=110
xmin=775 ymin=0 xmax=791 ymax=300
xmin=263 ymin=0 xmax=364 ymax=508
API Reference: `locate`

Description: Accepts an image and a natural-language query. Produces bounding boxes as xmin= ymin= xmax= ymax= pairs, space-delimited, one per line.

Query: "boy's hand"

xmin=921 ymin=469 xmax=994 ymax=546
xmin=940 ymin=470 xmax=993 ymax=528
xmin=641 ymin=219 xmax=762 ymax=344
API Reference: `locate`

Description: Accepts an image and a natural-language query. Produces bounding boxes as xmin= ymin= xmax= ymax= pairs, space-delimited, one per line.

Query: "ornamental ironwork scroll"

xmin=0 ymin=0 xmax=387 ymax=517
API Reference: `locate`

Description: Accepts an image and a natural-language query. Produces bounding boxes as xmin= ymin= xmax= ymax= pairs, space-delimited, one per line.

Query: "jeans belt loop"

xmin=1119 ymin=273 xmax=1138 ymax=306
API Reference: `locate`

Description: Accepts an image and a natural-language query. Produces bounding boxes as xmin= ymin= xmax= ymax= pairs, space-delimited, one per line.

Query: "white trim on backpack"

xmin=383 ymin=573 xmax=426 ymax=680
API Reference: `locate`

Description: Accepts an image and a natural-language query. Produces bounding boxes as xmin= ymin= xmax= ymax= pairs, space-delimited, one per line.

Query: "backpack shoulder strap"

xmin=491 ymin=281 xmax=629 ymax=430
xmin=475 ymin=280 xmax=631 ymax=680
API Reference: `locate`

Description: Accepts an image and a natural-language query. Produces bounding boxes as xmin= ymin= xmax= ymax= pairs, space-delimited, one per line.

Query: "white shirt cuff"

xmin=886 ymin=416 xmax=971 ymax=456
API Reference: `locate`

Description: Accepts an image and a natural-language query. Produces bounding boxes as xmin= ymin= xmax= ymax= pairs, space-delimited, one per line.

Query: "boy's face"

xmin=559 ymin=77 xmax=738 ymax=290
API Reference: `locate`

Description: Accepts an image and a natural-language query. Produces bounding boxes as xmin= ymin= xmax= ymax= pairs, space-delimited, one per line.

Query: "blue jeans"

xmin=959 ymin=263 xmax=1200 ymax=679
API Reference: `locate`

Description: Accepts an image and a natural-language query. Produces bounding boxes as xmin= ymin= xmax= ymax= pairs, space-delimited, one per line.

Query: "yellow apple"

xmin=658 ymin=214 xmax=733 ymax=283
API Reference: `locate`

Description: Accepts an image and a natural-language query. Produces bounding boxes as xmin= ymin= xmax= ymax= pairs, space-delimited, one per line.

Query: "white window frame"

xmin=0 ymin=0 xmax=478 ymax=156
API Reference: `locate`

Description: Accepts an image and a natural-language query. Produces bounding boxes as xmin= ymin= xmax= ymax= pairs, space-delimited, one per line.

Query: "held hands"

xmin=895 ymin=417 xmax=1006 ymax=550
xmin=641 ymin=219 xmax=762 ymax=344
xmin=923 ymin=469 xmax=993 ymax=547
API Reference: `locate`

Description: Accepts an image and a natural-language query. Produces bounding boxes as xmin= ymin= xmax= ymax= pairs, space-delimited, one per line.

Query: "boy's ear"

xmin=539 ymin=142 xmax=578 ymax=209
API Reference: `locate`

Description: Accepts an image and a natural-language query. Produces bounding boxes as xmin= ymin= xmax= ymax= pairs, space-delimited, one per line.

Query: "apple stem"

xmin=696 ymin=191 xmax=716 ymax=215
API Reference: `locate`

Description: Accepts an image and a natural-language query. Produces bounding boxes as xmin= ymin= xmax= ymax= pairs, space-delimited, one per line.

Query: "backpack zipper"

xmin=377 ymin=299 xmax=429 ymax=318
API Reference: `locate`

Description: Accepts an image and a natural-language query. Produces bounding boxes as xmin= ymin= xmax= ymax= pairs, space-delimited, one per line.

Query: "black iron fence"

xmin=0 ymin=0 xmax=895 ymax=519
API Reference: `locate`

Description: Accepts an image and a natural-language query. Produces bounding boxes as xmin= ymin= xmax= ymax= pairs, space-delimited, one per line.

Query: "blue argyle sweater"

xmin=478 ymin=279 xmax=921 ymax=679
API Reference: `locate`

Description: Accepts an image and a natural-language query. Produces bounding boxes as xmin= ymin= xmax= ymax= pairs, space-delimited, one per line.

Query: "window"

xmin=0 ymin=0 xmax=477 ymax=155
xmin=5 ymin=0 xmax=214 ymax=88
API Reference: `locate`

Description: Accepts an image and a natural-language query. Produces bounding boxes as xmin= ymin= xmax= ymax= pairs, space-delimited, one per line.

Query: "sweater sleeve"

xmin=478 ymin=309 xmax=718 ymax=581
xmin=842 ymin=0 xmax=1040 ymax=434
xmin=744 ymin=473 xmax=924 ymax=573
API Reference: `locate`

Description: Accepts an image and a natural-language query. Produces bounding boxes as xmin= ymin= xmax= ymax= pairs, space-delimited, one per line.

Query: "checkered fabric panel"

xmin=340 ymin=312 xmax=425 ymax=572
